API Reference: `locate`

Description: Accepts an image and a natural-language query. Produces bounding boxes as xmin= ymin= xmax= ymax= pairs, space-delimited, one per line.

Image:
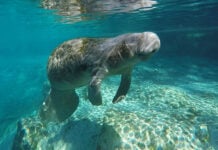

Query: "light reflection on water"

xmin=42 ymin=0 xmax=157 ymax=15
xmin=41 ymin=0 xmax=218 ymax=30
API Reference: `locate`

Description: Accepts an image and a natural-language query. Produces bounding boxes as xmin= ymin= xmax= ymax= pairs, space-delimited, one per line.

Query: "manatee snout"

xmin=140 ymin=32 xmax=160 ymax=55
xmin=123 ymin=32 xmax=160 ymax=58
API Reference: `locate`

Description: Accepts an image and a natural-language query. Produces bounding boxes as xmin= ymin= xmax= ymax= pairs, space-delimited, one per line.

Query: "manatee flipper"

xmin=113 ymin=69 xmax=132 ymax=103
xmin=40 ymin=88 xmax=79 ymax=122
xmin=88 ymin=83 xmax=102 ymax=106
xmin=88 ymin=67 xmax=108 ymax=105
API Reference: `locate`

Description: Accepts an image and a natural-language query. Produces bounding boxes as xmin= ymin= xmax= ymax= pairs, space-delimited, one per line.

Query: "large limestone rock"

xmin=12 ymin=84 xmax=218 ymax=150
xmin=96 ymin=85 xmax=218 ymax=150
xmin=97 ymin=108 xmax=212 ymax=150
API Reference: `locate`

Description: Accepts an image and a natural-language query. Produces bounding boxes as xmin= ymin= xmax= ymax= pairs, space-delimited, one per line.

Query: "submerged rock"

xmin=12 ymin=117 xmax=48 ymax=150
xmin=12 ymin=84 xmax=217 ymax=150
xmin=12 ymin=116 xmax=102 ymax=150
xmin=97 ymin=108 xmax=213 ymax=150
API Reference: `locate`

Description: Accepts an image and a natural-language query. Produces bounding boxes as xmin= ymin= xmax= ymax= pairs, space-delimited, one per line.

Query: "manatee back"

xmin=47 ymin=39 xmax=86 ymax=81
xmin=47 ymin=37 xmax=120 ymax=82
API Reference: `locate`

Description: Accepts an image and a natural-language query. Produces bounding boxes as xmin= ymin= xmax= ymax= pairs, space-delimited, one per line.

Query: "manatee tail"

xmin=39 ymin=88 xmax=79 ymax=122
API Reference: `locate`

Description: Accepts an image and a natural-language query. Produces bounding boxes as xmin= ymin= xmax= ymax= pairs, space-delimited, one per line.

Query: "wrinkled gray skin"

xmin=40 ymin=32 xmax=160 ymax=122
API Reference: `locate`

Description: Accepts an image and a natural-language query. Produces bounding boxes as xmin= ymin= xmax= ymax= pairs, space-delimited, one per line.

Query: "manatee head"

xmin=123 ymin=32 xmax=160 ymax=60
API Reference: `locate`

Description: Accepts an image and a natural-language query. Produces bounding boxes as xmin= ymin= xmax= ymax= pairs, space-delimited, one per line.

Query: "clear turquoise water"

xmin=0 ymin=0 xmax=218 ymax=149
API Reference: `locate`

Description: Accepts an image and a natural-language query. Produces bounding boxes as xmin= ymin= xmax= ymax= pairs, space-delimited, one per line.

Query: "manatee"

xmin=39 ymin=32 xmax=160 ymax=122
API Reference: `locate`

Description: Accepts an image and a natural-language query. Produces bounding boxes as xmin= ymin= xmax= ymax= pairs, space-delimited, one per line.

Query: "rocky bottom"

xmin=12 ymin=81 xmax=218 ymax=150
